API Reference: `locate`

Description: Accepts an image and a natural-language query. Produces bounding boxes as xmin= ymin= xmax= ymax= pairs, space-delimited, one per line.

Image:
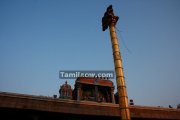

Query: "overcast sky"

xmin=0 ymin=0 xmax=180 ymax=108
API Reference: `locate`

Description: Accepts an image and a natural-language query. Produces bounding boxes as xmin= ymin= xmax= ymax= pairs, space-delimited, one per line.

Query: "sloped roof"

xmin=76 ymin=77 xmax=114 ymax=87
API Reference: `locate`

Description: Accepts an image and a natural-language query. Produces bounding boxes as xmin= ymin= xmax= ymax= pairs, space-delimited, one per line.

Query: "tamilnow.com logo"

xmin=59 ymin=70 xmax=114 ymax=79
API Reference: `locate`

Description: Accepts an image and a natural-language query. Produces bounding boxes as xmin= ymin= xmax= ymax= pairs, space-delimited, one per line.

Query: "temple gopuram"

xmin=59 ymin=81 xmax=73 ymax=99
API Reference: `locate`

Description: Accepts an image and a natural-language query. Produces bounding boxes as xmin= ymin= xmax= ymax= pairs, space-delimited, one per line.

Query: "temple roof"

xmin=76 ymin=77 xmax=114 ymax=87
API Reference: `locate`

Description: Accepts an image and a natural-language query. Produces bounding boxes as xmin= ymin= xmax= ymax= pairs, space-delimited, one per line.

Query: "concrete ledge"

xmin=0 ymin=92 xmax=180 ymax=119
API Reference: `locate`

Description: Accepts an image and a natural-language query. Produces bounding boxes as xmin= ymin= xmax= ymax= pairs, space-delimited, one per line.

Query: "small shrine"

xmin=59 ymin=81 xmax=72 ymax=99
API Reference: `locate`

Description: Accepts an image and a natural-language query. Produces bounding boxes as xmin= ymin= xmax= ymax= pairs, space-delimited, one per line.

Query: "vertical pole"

xmin=109 ymin=16 xmax=131 ymax=120
xmin=102 ymin=5 xmax=131 ymax=119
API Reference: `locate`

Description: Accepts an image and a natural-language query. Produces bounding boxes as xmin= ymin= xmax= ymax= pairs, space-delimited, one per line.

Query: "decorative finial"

xmin=102 ymin=5 xmax=119 ymax=31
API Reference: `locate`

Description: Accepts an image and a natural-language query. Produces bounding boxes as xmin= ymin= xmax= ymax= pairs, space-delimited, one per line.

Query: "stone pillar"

xmin=111 ymin=87 xmax=115 ymax=103
xmin=95 ymin=86 xmax=98 ymax=101
xmin=77 ymin=84 xmax=81 ymax=101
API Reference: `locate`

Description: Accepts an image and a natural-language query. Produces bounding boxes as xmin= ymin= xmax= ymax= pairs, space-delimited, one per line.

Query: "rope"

xmin=115 ymin=27 xmax=132 ymax=54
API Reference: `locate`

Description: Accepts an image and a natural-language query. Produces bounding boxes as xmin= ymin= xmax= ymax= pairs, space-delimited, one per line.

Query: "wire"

xmin=115 ymin=27 xmax=132 ymax=54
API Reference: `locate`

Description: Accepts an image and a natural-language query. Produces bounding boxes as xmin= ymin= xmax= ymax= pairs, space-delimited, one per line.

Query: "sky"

xmin=0 ymin=0 xmax=180 ymax=108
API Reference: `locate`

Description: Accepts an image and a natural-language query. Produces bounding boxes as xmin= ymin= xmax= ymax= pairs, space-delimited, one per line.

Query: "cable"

xmin=115 ymin=27 xmax=132 ymax=54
